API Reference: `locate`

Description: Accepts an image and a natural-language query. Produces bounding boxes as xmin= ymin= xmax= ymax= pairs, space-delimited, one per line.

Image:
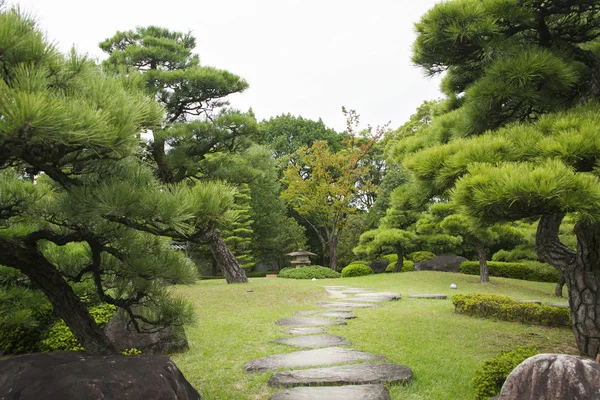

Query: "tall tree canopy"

xmin=398 ymin=0 xmax=600 ymax=357
xmin=100 ymin=26 xmax=256 ymax=283
xmin=0 ymin=9 xmax=210 ymax=353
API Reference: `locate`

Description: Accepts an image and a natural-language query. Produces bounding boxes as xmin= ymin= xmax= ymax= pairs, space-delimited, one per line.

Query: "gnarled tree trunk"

xmin=537 ymin=213 xmax=600 ymax=358
xmin=0 ymin=238 xmax=117 ymax=355
xmin=200 ymin=229 xmax=248 ymax=283
xmin=393 ymin=247 xmax=404 ymax=273
xmin=475 ymin=243 xmax=490 ymax=283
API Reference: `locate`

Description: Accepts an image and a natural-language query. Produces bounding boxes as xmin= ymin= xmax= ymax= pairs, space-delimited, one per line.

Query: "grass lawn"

xmin=171 ymin=271 xmax=577 ymax=400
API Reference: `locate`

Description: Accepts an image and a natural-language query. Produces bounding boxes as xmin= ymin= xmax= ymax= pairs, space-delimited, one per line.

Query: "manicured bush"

xmin=472 ymin=346 xmax=538 ymax=400
xmin=406 ymin=251 xmax=436 ymax=262
xmin=385 ymin=259 xmax=414 ymax=273
xmin=492 ymin=248 xmax=537 ymax=262
xmin=40 ymin=303 xmax=117 ymax=352
xmin=341 ymin=263 xmax=374 ymax=278
xmin=460 ymin=260 xmax=560 ymax=283
xmin=452 ymin=293 xmax=571 ymax=327
xmin=278 ymin=266 xmax=341 ymax=279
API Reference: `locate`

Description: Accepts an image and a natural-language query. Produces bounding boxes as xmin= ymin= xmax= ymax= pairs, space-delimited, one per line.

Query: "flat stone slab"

xmin=342 ymin=297 xmax=397 ymax=303
xmin=294 ymin=311 xmax=318 ymax=316
xmin=268 ymin=363 xmax=413 ymax=387
xmin=243 ymin=347 xmax=387 ymax=373
xmin=320 ymin=313 xmax=356 ymax=319
xmin=272 ymin=334 xmax=351 ymax=349
xmin=270 ymin=384 xmax=391 ymax=400
xmin=322 ymin=286 xmax=348 ymax=290
xmin=276 ymin=317 xmax=348 ymax=327
xmin=285 ymin=328 xmax=325 ymax=335
xmin=341 ymin=288 xmax=375 ymax=294
xmin=317 ymin=302 xmax=377 ymax=308
xmin=354 ymin=292 xmax=400 ymax=298
xmin=408 ymin=294 xmax=447 ymax=299
xmin=324 ymin=308 xmax=353 ymax=313
xmin=547 ymin=302 xmax=570 ymax=308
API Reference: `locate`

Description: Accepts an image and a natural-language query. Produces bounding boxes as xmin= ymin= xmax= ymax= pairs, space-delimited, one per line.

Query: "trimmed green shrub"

xmin=460 ymin=260 xmax=560 ymax=283
xmin=382 ymin=254 xmax=398 ymax=264
xmin=341 ymin=263 xmax=374 ymax=278
xmin=40 ymin=303 xmax=117 ymax=352
xmin=452 ymin=293 xmax=571 ymax=327
xmin=473 ymin=346 xmax=538 ymax=400
xmin=406 ymin=251 xmax=436 ymax=262
xmin=278 ymin=266 xmax=341 ymax=279
xmin=492 ymin=248 xmax=537 ymax=262
xmin=385 ymin=259 xmax=414 ymax=273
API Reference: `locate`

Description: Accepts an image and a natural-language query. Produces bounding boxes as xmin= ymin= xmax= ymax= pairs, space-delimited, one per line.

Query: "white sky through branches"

xmin=16 ymin=0 xmax=442 ymax=132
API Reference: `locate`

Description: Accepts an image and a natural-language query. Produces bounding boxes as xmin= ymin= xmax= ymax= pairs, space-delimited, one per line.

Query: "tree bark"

xmin=536 ymin=213 xmax=600 ymax=358
xmin=393 ymin=247 xmax=404 ymax=273
xmin=329 ymin=234 xmax=339 ymax=271
xmin=475 ymin=243 xmax=490 ymax=283
xmin=555 ymin=274 xmax=565 ymax=297
xmin=200 ymin=229 xmax=248 ymax=283
xmin=0 ymin=238 xmax=117 ymax=355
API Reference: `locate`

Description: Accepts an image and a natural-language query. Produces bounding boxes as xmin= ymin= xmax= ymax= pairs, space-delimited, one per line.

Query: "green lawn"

xmin=171 ymin=271 xmax=576 ymax=400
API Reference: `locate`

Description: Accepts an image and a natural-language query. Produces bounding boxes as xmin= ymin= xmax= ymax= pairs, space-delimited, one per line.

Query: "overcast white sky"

xmin=14 ymin=0 xmax=443 ymax=132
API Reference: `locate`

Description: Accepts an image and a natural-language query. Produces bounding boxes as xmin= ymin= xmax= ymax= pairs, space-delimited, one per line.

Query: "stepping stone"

xmin=342 ymin=296 xmax=397 ymax=303
xmin=268 ymin=363 xmax=413 ymax=387
xmin=324 ymin=308 xmax=353 ymax=313
xmin=320 ymin=312 xmax=356 ymax=319
xmin=243 ymin=347 xmax=387 ymax=373
xmin=341 ymin=288 xmax=375 ymax=294
xmin=294 ymin=310 xmax=318 ymax=316
xmin=354 ymin=292 xmax=400 ymax=299
xmin=317 ymin=301 xmax=377 ymax=308
xmin=270 ymin=384 xmax=391 ymax=400
xmin=408 ymin=294 xmax=447 ymax=299
xmin=276 ymin=317 xmax=347 ymax=327
xmin=272 ymin=334 xmax=351 ymax=349
xmin=547 ymin=302 xmax=570 ymax=308
xmin=285 ymin=328 xmax=325 ymax=335
xmin=520 ymin=300 xmax=542 ymax=305
xmin=322 ymin=286 xmax=348 ymax=290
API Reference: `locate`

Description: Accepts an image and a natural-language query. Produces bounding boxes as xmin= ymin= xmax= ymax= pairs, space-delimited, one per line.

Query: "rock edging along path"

xmin=243 ymin=286 xmax=414 ymax=399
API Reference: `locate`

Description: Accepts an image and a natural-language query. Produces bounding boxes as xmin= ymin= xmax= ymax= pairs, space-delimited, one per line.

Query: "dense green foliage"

xmin=382 ymin=255 xmax=415 ymax=272
xmin=472 ymin=346 xmax=538 ymax=400
xmin=460 ymin=261 xmax=560 ymax=283
xmin=278 ymin=266 xmax=341 ymax=279
xmin=341 ymin=263 xmax=374 ymax=278
xmin=406 ymin=251 xmax=436 ymax=263
xmin=453 ymin=294 xmax=571 ymax=327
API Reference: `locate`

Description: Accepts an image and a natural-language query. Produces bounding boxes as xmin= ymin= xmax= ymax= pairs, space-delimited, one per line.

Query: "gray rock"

xmin=317 ymin=301 xmax=377 ymax=308
xmin=285 ymin=328 xmax=325 ymax=335
xmin=418 ymin=256 xmax=467 ymax=273
xmin=276 ymin=317 xmax=347 ymax=327
xmin=342 ymin=297 xmax=395 ymax=303
xmin=369 ymin=259 xmax=390 ymax=274
xmin=243 ymin=347 xmax=387 ymax=373
xmin=0 ymin=351 xmax=200 ymax=400
xmin=353 ymin=292 xmax=400 ymax=299
xmin=547 ymin=302 xmax=570 ymax=308
xmin=105 ymin=315 xmax=188 ymax=354
xmin=323 ymin=308 xmax=353 ymax=313
xmin=272 ymin=334 xmax=351 ymax=349
xmin=320 ymin=312 xmax=356 ymax=319
xmin=268 ymin=363 xmax=413 ymax=387
xmin=408 ymin=294 xmax=447 ymax=299
xmin=498 ymin=353 xmax=600 ymax=400
xmin=270 ymin=384 xmax=391 ymax=400
xmin=341 ymin=288 xmax=375 ymax=294
xmin=294 ymin=310 xmax=318 ymax=316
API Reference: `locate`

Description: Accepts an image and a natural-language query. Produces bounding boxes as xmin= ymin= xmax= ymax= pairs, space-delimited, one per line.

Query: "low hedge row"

xmin=472 ymin=346 xmax=538 ymax=400
xmin=459 ymin=261 xmax=560 ymax=283
xmin=452 ymin=293 xmax=571 ymax=327
xmin=278 ymin=266 xmax=341 ymax=279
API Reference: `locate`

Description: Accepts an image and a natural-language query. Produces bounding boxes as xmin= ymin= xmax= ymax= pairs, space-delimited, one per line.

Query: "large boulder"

xmin=0 ymin=351 xmax=201 ymax=400
xmin=497 ymin=353 xmax=600 ymax=400
xmin=105 ymin=314 xmax=189 ymax=354
xmin=417 ymin=256 xmax=466 ymax=273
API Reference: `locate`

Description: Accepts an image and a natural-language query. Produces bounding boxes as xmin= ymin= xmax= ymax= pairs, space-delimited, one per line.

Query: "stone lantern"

xmin=286 ymin=250 xmax=317 ymax=268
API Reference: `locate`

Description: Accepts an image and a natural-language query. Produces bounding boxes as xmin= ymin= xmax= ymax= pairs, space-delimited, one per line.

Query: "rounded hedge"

xmin=341 ymin=263 xmax=373 ymax=278
xmin=385 ymin=259 xmax=414 ymax=273
xmin=472 ymin=346 xmax=538 ymax=399
xmin=406 ymin=251 xmax=436 ymax=263
xmin=278 ymin=266 xmax=340 ymax=279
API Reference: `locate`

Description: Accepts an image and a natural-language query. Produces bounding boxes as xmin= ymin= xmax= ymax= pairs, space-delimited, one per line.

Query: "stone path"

xmin=243 ymin=286 xmax=423 ymax=399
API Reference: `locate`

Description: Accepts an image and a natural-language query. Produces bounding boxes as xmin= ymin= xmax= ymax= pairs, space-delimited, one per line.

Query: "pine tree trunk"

xmin=537 ymin=213 xmax=600 ymax=358
xmin=393 ymin=248 xmax=404 ymax=273
xmin=555 ymin=275 xmax=565 ymax=297
xmin=0 ymin=238 xmax=117 ymax=355
xmin=476 ymin=244 xmax=490 ymax=283
xmin=329 ymin=234 xmax=339 ymax=271
xmin=201 ymin=229 xmax=248 ymax=283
